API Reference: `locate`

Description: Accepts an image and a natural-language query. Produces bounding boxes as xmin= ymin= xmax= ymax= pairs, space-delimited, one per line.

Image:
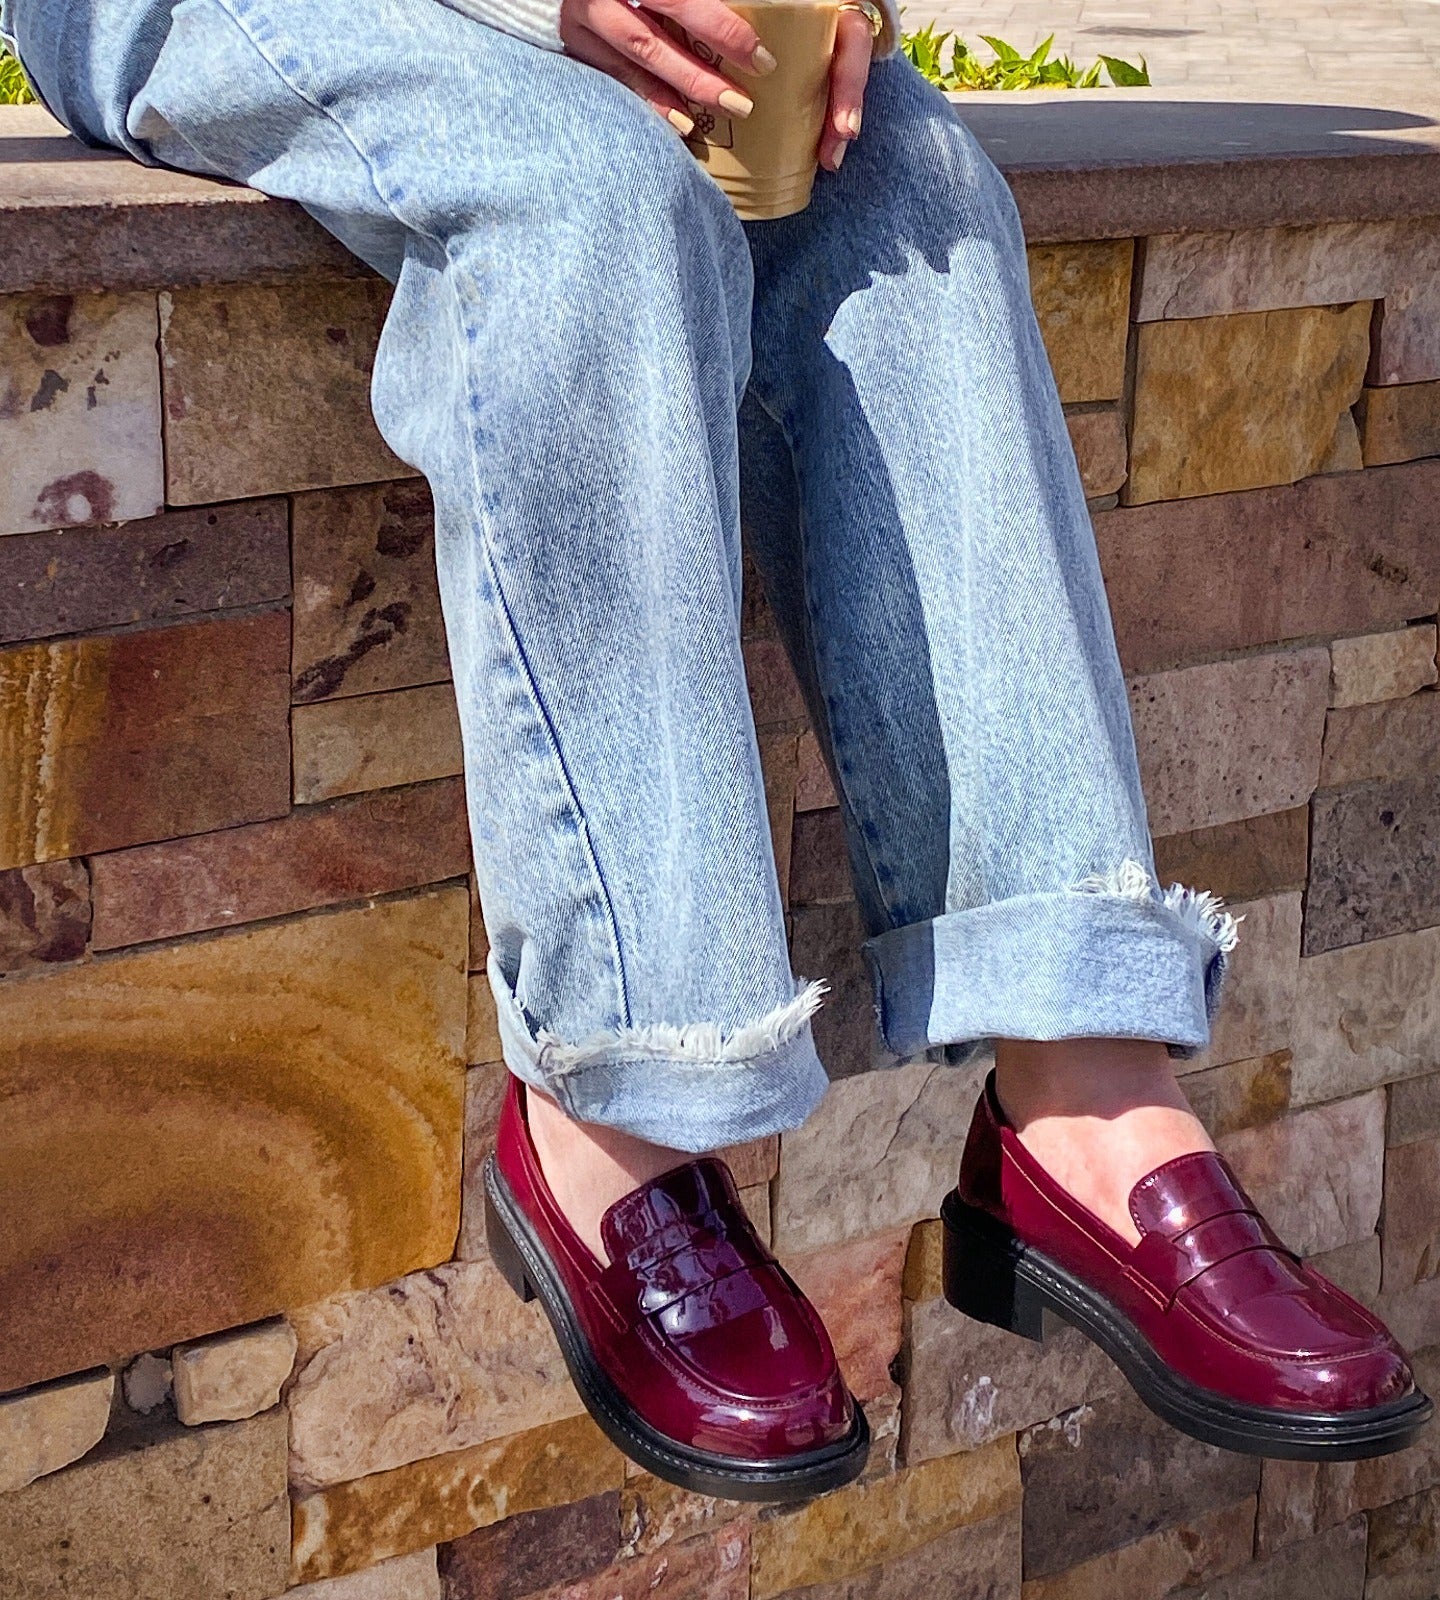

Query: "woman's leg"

xmin=741 ymin=57 xmax=1233 ymax=1238
xmin=114 ymin=0 xmax=829 ymax=1179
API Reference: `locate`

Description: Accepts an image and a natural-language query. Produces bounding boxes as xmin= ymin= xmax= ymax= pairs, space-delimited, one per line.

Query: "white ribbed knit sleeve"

xmin=435 ymin=0 xmax=564 ymax=52
xmin=431 ymin=0 xmax=903 ymax=62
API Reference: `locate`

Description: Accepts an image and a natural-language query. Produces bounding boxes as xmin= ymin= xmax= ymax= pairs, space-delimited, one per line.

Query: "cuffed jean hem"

xmin=485 ymin=951 xmax=833 ymax=1151
xmin=863 ymin=875 xmax=1236 ymax=1062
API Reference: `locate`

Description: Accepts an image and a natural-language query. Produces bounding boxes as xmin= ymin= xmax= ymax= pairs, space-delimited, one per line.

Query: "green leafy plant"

xmin=901 ymin=24 xmax=1149 ymax=91
xmin=1 ymin=43 xmax=37 ymax=105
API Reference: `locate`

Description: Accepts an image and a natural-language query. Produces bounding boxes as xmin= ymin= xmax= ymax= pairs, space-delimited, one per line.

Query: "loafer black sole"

xmin=484 ymin=1157 xmax=871 ymax=1502
xmin=942 ymin=1190 xmax=1433 ymax=1462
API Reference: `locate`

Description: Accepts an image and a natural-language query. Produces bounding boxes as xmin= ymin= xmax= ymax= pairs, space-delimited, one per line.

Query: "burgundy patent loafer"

xmin=942 ymin=1071 xmax=1432 ymax=1460
xmin=484 ymin=1077 xmax=868 ymax=1500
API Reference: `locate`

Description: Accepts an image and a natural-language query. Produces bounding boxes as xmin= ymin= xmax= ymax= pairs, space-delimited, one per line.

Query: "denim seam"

xmin=206 ymin=0 xmax=635 ymax=1031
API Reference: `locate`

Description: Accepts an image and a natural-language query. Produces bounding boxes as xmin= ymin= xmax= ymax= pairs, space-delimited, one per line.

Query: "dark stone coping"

xmin=5 ymin=87 xmax=1440 ymax=292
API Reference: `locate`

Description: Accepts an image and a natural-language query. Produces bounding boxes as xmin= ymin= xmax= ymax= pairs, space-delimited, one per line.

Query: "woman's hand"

xmin=559 ymin=0 xmax=775 ymax=136
xmin=559 ymin=0 xmax=874 ymax=170
xmin=819 ymin=7 xmax=874 ymax=171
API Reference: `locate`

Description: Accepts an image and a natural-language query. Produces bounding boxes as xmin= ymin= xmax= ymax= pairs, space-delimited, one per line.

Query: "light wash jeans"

xmin=4 ymin=0 xmax=1236 ymax=1149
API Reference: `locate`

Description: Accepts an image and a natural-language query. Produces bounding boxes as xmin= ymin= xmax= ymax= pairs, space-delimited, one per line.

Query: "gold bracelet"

xmin=836 ymin=0 xmax=885 ymax=38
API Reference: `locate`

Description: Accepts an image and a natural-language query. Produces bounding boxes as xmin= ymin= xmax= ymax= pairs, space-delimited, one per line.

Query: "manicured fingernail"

xmin=832 ymin=141 xmax=847 ymax=169
xmin=667 ymin=108 xmax=696 ymax=137
xmin=844 ymin=105 xmax=862 ymax=136
xmin=718 ymin=88 xmax=754 ymax=118
xmin=752 ymin=44 xmax=779 ymax=74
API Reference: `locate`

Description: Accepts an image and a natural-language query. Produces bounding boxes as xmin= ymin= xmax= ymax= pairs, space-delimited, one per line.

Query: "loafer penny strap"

xmin=1133 ymin=1206 xmax=1299 ymax=1306
xmin=600 ymin=1204 xmax=776 ymax=1318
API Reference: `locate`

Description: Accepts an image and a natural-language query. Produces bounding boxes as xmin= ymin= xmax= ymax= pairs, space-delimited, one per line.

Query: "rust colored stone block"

xmin=0 ymin=500 xmax=290 ymax=645
xmin=0 ymin=611 xmax=291 ymax=871
xmin=90 ymin=777 xmax=469 ymax=949
xmin=1126 ymin=302 xmax=1372 ymax=505
xmin=759 ymin=731 xmax=800 ymax=908
xmin=0 ymin=858 xmax=89 ymax=973
xmin=525 ymin=1522 xmax=749 ymax=1600
xmin=0 ymin=887 xmax=466 ymax=1394
xmin=159 ymin=279 xmax=412 ymax=504
xmin=1018 ymin=1384 xmax=1260 ymax=1579
xmin=466 ymin=971 xmax=502 ymax=1065
xmin=1027 ymin=240 xmax=1133 ymax=404
xmin=1128 ymin=649 xmax=1329 ymax=838
xmin=292 ymin=682 xmax=463 ymax=804
xmin=0 ymin=289 xmax=163 ymax=536
xmin=1358 ymin=380 xmax=1440 ymax=467
xmin=786 ymin=1228 xmax=908 ymax=1404
xmin=751 ymin=1435 xmax=1020 ymax=1598
xmin=287 ymin=1259 xmax=582 ymax=1493
xmin=290 ymin=1414 xmax=624 ymax=1585
xmin=438 ymin=1492 xmax=621 ymax=1600
xmin=292 ymin=480 xmax=449 ymax=703
xmin=1153 ymin=807 xmax=1309 ymax=904
xmin=789 ymin=807 xmax=852 ymax=907
xmin=0 ymin=1408 xmax=289 ymax=1600
xmin=1096 ymin=464 xmax=1440 ymax=676
xmin=1065 ymin=406 xmax=1128 ymax=498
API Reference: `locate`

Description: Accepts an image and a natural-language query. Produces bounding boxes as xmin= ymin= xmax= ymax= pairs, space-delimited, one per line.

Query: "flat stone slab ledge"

xmin=7 ymin=87 xmax=1440 ymax=288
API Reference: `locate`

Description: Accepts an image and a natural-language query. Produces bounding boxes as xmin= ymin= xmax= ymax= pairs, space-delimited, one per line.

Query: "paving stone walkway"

xmin=909 ymin=0 xmax=1440 ymax=101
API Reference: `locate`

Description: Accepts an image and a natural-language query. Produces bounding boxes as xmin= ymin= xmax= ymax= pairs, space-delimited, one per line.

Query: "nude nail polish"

xmin=844 ymin=106 xmax=862 ymax=136
xmin=667 ymin=108 xmax=696 ymax=138
xmin=751 ymin=44 xmax=779 ymax=74
xmin=717 ymin=88 xmax=754 ymax=118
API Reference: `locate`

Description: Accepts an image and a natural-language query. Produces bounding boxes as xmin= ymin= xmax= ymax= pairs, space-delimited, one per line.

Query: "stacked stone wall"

xmin=3 ymin=189 xmax=1440 ymax=1599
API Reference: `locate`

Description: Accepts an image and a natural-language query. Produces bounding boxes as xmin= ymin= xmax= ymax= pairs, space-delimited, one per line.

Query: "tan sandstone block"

xmin=0 ymin=1409 xmax=289 ymax=1600
xmin=1381 ymin=1136 xmax=1440 ymax=1292
xmin=160 ymin=280 xmax=411 ymax=504
xmin=771 ymin=1056 xmax=990 ymax=1254
xmin=286 ymin=1549 xmax=441 ymax=1600
xmin=1330 ymin=626 xmax=1438 ymax=708
xmin=786 ymin=1229 xmax=908 ymax=1404
xmin=292 ymin=481 xmax=449 ymax=703
xmin=0 ymin=612 xmax=291 ymax=870
xmin=0 ymin=290 xmax=162 ymax=536
xmin=1065 ymin=407 xmax=1128 ymax=498
xmin=465 ymin=972 xmax=502 ymax=1065
xmin=172 ymin=1318 xmax=297 ymax=1426
xmin=1220 ymin=1091 xmax=1385 ymax=1257
xmin=1126 ymin=303 xmax=1373 ymax=505
xmin=1183 ymin=1051 xmax=1292 ymax=1139
xmin=1136 ymin=221 xmax=1405 ymax=322
xmin=290 ymin=1413 xmax=624 ymax=1584
xmin=1128 ymin=649 xmax=1330 ymax=837
xmin=1366 ymin=1485 xmax=1440 ymax=1600
xmin=750 ymin=1434 xmax=1021 ymax=1598
xmin=293 ymin=682 xmax=463 ymax=804
xmin=768 ymin=1512 xmax=1020 ymax=1600
xmin=286 ymin=1259 xmax=582 ymax=1493
xmin=1019 ymin=1496 xmax=1256 ymax=1600
xmin=0 ymin=887 xmax=466 ymax=1395
xmin=1290 ymin=925 xmax=1440 ymax=1106
xmin=0 ymin=1369 xmax=113 ymax=1493
xmin=1358 ymin=381 xmax=1440 ymax=467
xmin=1027 ymin=240 xmax=1133 ymax=404
xmin=795 ymin=730 xmax=838 ymax=812
xmin=1184 ymin=893 xmax=1300 ymax=1072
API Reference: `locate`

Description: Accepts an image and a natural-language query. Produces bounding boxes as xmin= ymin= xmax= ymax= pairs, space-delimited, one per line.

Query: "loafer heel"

xmin=485 ymin=1183 xmax=537 ymax=1304
xmin=942 ymin=1193 xmax=1047 ymax=1343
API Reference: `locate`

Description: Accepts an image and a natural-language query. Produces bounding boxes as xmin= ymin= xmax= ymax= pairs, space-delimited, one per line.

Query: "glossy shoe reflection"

xmin=941 ymin=1071 xmax=1432 ymax=1460
xmin=485 ymin=1076 xmax=868 ymax=1500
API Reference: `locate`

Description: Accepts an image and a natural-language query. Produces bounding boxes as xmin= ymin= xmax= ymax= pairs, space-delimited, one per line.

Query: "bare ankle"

xmin=994 ymin=1036 xmax=1192 ymax=1129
